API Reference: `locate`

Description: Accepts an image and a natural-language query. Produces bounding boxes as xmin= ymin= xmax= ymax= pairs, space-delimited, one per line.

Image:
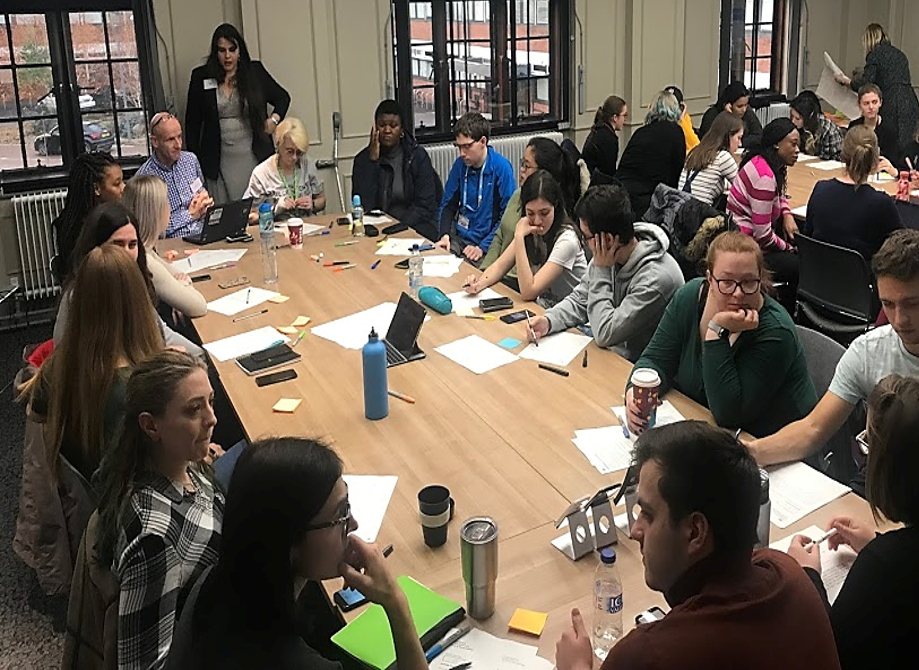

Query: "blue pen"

xmin=621 ymin=422 xmax=630 ymax=438
xmin=425 ymin=625 xmax=472 ymax=662
xmin=417 ymin=243 xmax=435 ymax=252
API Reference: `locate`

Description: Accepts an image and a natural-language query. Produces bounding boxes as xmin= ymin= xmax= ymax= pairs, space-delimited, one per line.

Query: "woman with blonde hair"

xmin=123 ymin=175 xmax=207 ymax=318
xmin=31 ymin=245 xmax=163 ymax=480
xmin=244 ymin=116 xmax=325 ymax=220
xmin=836 ymin=23 xmax=919 ymax=154
xmin=625 ymin=230 xmax=816 ymax=438
xmin=679 ymin=110 xmax=744 ymax=206
xmin=804 ymin=126 xmax=902 ymax=262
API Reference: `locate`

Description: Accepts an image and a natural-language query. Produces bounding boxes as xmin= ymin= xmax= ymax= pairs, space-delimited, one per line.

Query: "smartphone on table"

xmin=500 ymin=309 xmax=536 ymax=324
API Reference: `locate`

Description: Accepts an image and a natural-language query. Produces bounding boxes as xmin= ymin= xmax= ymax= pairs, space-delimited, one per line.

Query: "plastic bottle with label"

xmin=408 ymin=244 xmax=424 ymax=299
xmin=258 ymin=202 xmax=278 ymax=284
xmin=352 ymin=194 xmax=365 ymax=237
xmin=593 ymin=546 xmax=623 ymax=660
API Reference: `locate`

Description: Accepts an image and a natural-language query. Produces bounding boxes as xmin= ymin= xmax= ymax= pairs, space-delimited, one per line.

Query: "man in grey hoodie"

xmin=527 ymin=184 xmax=684 ymax=361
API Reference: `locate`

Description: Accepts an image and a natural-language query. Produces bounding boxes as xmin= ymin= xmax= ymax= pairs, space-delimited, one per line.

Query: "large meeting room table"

xmin=168 ymin=215 xmax=884 ymax=660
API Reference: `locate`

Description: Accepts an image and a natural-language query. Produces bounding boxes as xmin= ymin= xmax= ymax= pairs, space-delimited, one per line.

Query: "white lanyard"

xmin=461 ymin=155 xmax=487 ymax=212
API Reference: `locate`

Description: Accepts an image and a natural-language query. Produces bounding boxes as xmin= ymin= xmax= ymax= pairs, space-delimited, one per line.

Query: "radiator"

xmin=13 ymin=189 xmax=67 ymax=299
xmin=755 ymin=103 xmax=790 ymax=126
xmin=425 ymin=131 xmax=564 ymax=185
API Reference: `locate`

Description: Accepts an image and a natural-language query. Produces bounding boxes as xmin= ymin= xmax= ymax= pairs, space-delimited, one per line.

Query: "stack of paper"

xmin=375 ymin=238 xmax=425 ymax=256
xmin=765 ymin=462 xmax=850 ymax=528
xmin=770 ymin=525 xmax=856 ymax=603
xmin=312 ymin=302 xmax=429 ymax=350
xmin=169 ymin=248 xmax=247 ymax=273
xmin=342 ymin=475 xmax=397 ymax=543
xmin=519 ymin=331 xmax=591 ymax=367
xmin=571 ymin=425 xmax=635 ymax=474
xmin=445 ymin=287 xmax=502 ymax=313
xmin=429 ymin=628 xmax=552 ymax=670
xmin=435 ymin=334 xmax=519 ymax=374
xmin=422 ymin=255 xmax=464 ymax=278
xmin=207 ymin=286 xmax=281 ymax=316
xmin=203 ymin=326 xmax=290 ymax=362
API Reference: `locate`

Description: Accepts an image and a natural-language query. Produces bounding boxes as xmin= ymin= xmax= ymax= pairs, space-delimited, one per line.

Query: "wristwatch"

xmin=707 ymin=319 xmax=730 ymax=340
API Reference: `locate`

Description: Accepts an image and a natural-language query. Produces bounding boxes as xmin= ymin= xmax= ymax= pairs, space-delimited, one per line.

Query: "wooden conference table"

xmin=172 ymin=219 xmax=877 ymax=659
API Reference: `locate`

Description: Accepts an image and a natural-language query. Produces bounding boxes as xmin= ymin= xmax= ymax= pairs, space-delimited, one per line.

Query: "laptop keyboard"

xmin=384 ymin=340 xmax=407 ymax=366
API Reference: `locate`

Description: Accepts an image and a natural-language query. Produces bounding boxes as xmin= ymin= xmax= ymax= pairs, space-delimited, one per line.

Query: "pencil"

xmin=388 ymin=389 xmax=416 ymax=404
xmin=805 ymin=528 xmax=838 ymax=548
xmin=333 ymin=263 xmax=356 ymax=272
xmin=232 ymin=308 xmax=267 ymax=322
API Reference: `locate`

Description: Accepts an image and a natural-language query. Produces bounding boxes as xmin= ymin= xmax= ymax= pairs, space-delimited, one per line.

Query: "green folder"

xmin=331 ymin=575 xmax=466 ymax=670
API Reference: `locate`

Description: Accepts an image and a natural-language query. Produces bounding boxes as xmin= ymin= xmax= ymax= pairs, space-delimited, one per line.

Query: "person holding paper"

xmin=165 ymin=437 xmax=428 ymax=670
xmin=624 ymin=231 xmax=817 ymax=438
xmin=526 ymin=184 xmax=684 ymax=361
xmin=435 ymin=112 xmax=517 ymax=264
xmin=836 ymin=23 xmax=919 ymax=156
xmin=136 ymin=112 xmax=214 ymax=238
xmin=789 ymin=91 xmax=843 ymax=161
xmin=463 ymin=170 xmax=587 ymax=308
xmin=555 ymin=421 xmax=840 ymax=670
xmin=848 ymin=84 xmax=899 ymax=163
xmin=785 ymin=374 xmax=919 ymax=670
xmin=804 ymin=126 xmax=902 ymax=264
xmin=750 ymin=230 xmax=919 ymax=466
xmin=699 ymin=82 xmax=764 ymax=149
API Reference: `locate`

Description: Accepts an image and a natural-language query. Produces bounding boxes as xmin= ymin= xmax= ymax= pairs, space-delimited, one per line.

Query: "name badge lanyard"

xmin=276 ymin=155 xmax=302 ymax=201
xmin=461 ymin=155 xmax=487 ymax=213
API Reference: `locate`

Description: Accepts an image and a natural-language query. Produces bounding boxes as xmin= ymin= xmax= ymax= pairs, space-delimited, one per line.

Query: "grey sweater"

xmin=544 ymin=222 xmax=684 ymax=362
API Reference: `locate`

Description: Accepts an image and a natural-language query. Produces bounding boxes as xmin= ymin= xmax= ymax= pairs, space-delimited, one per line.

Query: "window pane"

xmin=79 ymin=111 xmax=116 ymax=154
xmin=70 ymin=13 xmax=107 ymax=61
xmin=758 ymin=0 xmax=774 ymax=23
xmin=74 ymin=61 xmax=111 ymax=111
xmin=26 ymin=118 xmax=63 ymax=168
xmin=409 ymin=3 xmax=435 ymax=131
xmin=116 ymin=110 xmax=148 ymax=157
xmin=111 ymin=60 xmax=142 ymax=110
xmin=0 ymin=121 xmax=24 ymax=170
xmin=10 ymin=14 xmax=50 ymax=64
xmin=0 ymin=68 xmax=15 ymax=119
xmin=18 ymin=65 xmax=54 ymax=116
xmin=412 ymin=86 xmax=436 ymax=129
xmin=107 ymin=11 xmax=137 ymax=59
xmin=0 ymin=21 xmax=11 ymax=67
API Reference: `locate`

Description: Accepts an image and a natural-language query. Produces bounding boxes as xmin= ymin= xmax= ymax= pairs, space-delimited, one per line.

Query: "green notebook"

xmin=331 ymin=575 xmax=466 ymax=670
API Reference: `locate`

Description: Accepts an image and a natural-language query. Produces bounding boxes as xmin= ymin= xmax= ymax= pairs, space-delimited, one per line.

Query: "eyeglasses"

xmin=856 ymin=429 xmax=869 ymax=455
xmin=519 ymin=159 xmax=537 ymax=172
xmin=455 ymin=139 xmax=478 ymax=152
xmin=150 ymin=112 xmax=174 ymax=131
xmin=304 ymin=501 xmax=352 ymax=539
xmin=711 ymin=277 xmax=762 ymax=295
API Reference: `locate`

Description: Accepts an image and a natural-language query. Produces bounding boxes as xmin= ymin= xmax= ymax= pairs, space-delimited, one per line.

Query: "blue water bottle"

xmin=362 ymin=328 xmax=388 ymax=420
xmin=257 ymin=202 xmax=278 ymax=284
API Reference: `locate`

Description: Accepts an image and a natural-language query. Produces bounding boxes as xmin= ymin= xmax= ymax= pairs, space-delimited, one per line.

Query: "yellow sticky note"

xmin=507 ymin=608 xmax=548 ymax=636
xmin=455 ymin=307 xmax=474 ymax=317
xmin=272 ymin=398 xmax=302 ymax=413
xmin=291 ymin=315 xmax=311 ymax=327
xmin=276 ymin=326 xmax=299 ymax=335
xmin=268 ymin=294 xmax=290 ymax=303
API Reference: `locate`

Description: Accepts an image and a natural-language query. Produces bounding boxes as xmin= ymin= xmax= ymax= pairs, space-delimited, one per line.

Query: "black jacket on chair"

xmin=185 ymin=62 xmax=291 ymax=180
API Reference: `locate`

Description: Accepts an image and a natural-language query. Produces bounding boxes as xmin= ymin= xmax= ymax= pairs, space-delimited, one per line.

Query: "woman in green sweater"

xmin=625 ymin=231 xmax=816 ymax=438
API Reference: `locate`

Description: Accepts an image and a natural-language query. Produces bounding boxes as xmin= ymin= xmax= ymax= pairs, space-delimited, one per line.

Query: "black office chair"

xmin=794 ymin=233 xmax=875 ymax=347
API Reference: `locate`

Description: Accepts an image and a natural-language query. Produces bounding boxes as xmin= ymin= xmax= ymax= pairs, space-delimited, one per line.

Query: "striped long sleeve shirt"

xmin=727 ymin=155 xmax=791 ymax=252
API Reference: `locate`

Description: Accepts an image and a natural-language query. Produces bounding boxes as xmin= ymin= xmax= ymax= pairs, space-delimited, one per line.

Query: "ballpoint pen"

xmin=425 ymin=625 xmax=472 ymax=662
xmin=232 ymin=309 xmax=267 ymax=322
xmin=291 ymin=330 xmax=307 ymax=348
xmin=525 ymin=310 xmax=538 ymax=346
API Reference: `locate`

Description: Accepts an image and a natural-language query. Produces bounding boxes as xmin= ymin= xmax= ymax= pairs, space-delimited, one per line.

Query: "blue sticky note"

xmin=497 ymin=337 xmax=522 ymax=350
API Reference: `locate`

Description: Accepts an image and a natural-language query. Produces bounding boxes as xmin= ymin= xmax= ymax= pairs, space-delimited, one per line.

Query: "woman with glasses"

xmin=625 ymin=231 xmax=817 ymax=437
xmin=164 ymin=437 xmax=427 ymax=670
xmin=786 ymin=374 xmax=919 ymax=670
xmin=95 ymin=350 xmax=224 ymax=670
xmin=243 ymin=116 xmax=325 ymax=221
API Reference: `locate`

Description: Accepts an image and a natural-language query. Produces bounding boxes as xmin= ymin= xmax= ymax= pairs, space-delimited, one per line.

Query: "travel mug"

xmin=755 ymin=468 xmax=771 ymax=548
xmin=460 ymin=516 xmax=498 ymax=620
xmin=630 ymin=368 xmax=661 ymax=427
xmin=418 ymin=485 xmax=454 ymax=547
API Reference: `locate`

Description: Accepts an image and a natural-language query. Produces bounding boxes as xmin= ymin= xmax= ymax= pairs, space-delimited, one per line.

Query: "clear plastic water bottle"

xmin=593 ymin=547 xmax=623 ymax=660
xmin=408 ymin=244 xmax=424 ymax=299
xmin=352 ymin=194 xmax=365 ymax=237
xmin=258 ymin=202 xmax=278 ymax=284
xmin=362 ymin=328 xmax=388 ymax=420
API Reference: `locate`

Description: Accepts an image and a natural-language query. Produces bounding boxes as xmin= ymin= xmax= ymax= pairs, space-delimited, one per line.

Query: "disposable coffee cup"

xmin=418 ymin=485 xmax=455 ymax=547
xmin=287 ymin=218 xmax=304 ymax=249
xmin=631 ymin=368 xmax=661 ymax=427
xmin=460 ymin=517 xmax=498 ymax=620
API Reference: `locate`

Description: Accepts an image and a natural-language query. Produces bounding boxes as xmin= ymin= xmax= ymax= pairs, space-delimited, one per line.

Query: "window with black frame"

xmin=720 ymin=0 xmax=788 ymax=96
xmin=392 ymin=0 xmax=568 ymax=140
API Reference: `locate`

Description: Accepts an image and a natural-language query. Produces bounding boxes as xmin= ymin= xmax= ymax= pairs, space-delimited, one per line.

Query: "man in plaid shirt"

xmin=137 ymin=112 xmax=214 ymax=238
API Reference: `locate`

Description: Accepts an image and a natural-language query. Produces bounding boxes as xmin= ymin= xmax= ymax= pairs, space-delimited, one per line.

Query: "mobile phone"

xmin=480 ymin=297 xmax=514 ymax=313
xmin=336 ymin=216 xmax=351 ymax=226
xmin=333 ymin=586 xmax=369 ymax=612
xmin=191 ymin=274 xmax=212 ymax=283
xmin=255 ymin=368 xmax=298 ymax=387
xmin=635 ymin=606 xmax=667 ymax=625
xmin=500 ymin=309 xmax=535 ymax=324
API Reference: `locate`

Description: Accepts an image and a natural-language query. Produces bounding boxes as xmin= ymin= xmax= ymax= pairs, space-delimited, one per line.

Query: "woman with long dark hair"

xmin=464 ymin=169 xmax=587 ymax=307
xmin=581 ymin=95 xmax=627 ymax=179
xmin=679 ymin=110 xmax=744 ymax=206
xmin=185 ymin=24 xmax=290 ymax=202
xmin=789 ymin=90 xmax=843 ymax=161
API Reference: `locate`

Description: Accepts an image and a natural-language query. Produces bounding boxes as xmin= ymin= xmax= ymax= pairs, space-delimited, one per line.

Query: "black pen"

xmin=582 ymin=349 xmax=588 ymax=368
xmin=539 ymin=363 xmax=569 ymax=377
xmin=232 ymin=308 xmax=268 ymax=322
xmin=382 ymin=544 xmax=394 ymax=558
xmin=446 ymin=663 xmax=472 ymax=670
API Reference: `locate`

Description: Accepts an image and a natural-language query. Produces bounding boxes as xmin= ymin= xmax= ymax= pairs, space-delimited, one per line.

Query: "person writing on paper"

xmin=435 ymin=112 xmax=517 ymax=263
xmin=554 ymin=422 xmax=840 ymax=670
xmin=243 ymin=116 xmax=325 ymax=221
xmin=804 ymin=126 xmax=902 ymax=263
xmin=785 ymin=374 xmax=919 ymax=670
xmin=136 ymin=112 xmax=214 ymax=238
xmin=526 ymin=184 xmax=683 ymax=361
xmin=165 ymin=437 xmax=428 ymax=670
xmin=848 ymin=84 xmax=899 ymax=164
xmin=749 ymin=230 xmax=919 ymax=466
xmin=463 ymin=170 xmax=587 ymax=308
xmin=836 ymin=24 xmax=919 ymax=156
xmin=699 ymin=82 xmax=763 ymax=149
xmin=679 ymin=111 xmax=743 ymax=207
xmin=624 ymin=231 xmax=817 ymax=438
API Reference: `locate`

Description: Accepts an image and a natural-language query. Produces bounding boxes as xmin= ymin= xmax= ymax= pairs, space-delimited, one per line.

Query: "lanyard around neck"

xmin=462 ymin=154 xmax=488 ymax=212
xmin=276 ymin=155 xmax=301 ymax=200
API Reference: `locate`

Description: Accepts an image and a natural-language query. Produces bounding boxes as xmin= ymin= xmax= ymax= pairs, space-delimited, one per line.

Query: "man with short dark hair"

xmin=435 ymin=112 xmax=516 ymax=263
xmin=528 ymin=185 xmax=684 ymax=361
xmin=751 ymin=228 xmax=919 ymax=465
xmin=136 ymin=112 xmax=214 ymax=238
xmin=555 ymin=421 xmax=841 ymax=670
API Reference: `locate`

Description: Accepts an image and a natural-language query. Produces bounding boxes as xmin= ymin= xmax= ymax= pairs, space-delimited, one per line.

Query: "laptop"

xmin=383 ymin=292 xmax=426 ymax=367
xmin=183 ymin=197 xmax=253 ymax=245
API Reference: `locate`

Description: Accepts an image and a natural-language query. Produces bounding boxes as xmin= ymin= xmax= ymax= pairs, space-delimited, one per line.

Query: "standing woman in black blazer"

xmin=185 ymin=24 xmax=290 ymax=203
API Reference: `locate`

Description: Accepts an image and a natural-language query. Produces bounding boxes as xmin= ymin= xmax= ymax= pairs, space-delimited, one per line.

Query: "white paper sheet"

xmin=824 ymin=51 xmax=844 ymax=77
xmin=364 ymin=214 xmax=394 ymax=226
xmin=202 ymin=326 xmax=290 ymax=362
xmin=169 ymin=248 xmax=247 ymax=274
xmin=809 ymin=160 xmax=846 ymax=171
xmin=766 ymin=462 xmax=851 ymax=528
xmin=519 ymin=331 xmax=592 ymax=367
xmin=790 ymin=205 xmax=808 ymax=217
xmin=435 ymin=334 xmax=519 ymax=374
xmin=375 ymin=237 xmax=425 ymax=256
xmin=867 ymin=172 xmax=897 ymax=183
xmin=298 ymin=222 xmax=325 ymax=235
xmin=770 ymin=525 xmax=857 ymax=604
xmin=311 ymin=302 xmax=400 ymax=350
xmin=610 ymin=400 xmax=686 ymax=431
xmin=571 ymin=426 xmax=635 ymax=474
xmin=445 ymin=287 xmax=502 ymax=313
xmin=816 ymin=53 xmax=860 ymax=120
xmin=207 ymin=286 xmax=281 ymax=316
xmin=796 ymin=153 xmax=819 ymax=162
xmin=342 ymin=474 xmax=397 ymax=543
xmin=422 ymin=255 xmax=464 ymax=278
xmin=429 ymin=628 xmax=544 ymax=670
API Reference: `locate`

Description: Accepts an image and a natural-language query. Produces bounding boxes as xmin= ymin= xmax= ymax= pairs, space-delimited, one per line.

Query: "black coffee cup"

xmin=418 ymin=485 xmax=455 ymax=547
